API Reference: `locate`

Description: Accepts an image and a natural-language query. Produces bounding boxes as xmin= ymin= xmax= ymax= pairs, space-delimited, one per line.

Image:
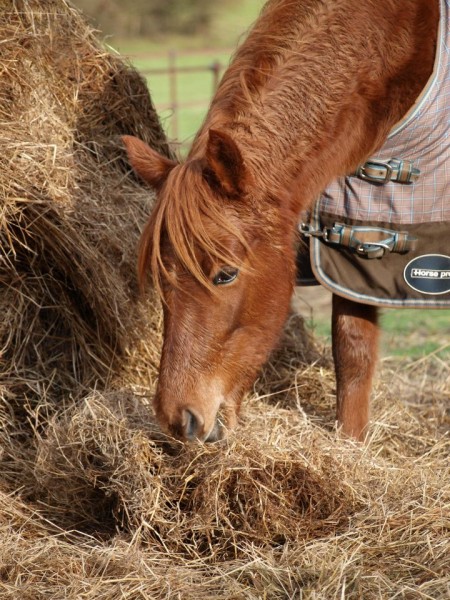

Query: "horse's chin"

xmin=199 ymin=397 xmax=238 ymax=443
xmin=204 ymin=418 xmax=225 ymax=443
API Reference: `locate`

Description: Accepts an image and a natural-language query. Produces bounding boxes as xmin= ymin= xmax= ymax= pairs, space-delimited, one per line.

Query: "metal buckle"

xmin=299 ymin=223 xmax=327 ymax=238
xmin=355 ymin=241 xmax=392 ymax=258
xmin=357 ymin=160 xmax=393 ymax=184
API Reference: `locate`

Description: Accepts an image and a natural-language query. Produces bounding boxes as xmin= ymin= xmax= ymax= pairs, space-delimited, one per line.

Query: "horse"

xmin=123 ymin=0 xmax=441 ymax=442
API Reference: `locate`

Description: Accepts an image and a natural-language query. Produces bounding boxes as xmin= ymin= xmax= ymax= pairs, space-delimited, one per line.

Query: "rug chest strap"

xmin=352 ymin=158 xmax=420 ymax=184
xmin=300 ymin=222 xmax=418 ymax=258
xmin=325 ymin=223 xmax=418 ymax=258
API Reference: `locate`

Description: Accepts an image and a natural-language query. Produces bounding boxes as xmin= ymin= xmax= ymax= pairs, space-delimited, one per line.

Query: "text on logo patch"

xmin=404 ymin=255 xmax=450 ymax=295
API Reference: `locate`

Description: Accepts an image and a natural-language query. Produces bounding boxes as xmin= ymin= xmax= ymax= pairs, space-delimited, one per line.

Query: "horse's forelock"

xmin=138 ymin=161 xmax=251 ymax=298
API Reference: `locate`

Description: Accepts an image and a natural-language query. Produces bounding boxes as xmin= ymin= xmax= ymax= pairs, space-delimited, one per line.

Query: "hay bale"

xmin=0 ymin=0 xmax=167 ymax=406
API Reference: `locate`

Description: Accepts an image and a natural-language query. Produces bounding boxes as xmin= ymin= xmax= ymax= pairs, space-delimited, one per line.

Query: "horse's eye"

xmin=213 ymin=267 xmax=239 ymax=286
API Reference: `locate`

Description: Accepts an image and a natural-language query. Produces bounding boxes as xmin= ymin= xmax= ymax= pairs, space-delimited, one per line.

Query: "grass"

xmin=110 ymin=46 xmax=232 ymax=146
xmin=108 ymin=0 xmax=264 ymax=148
xmin=127 ymin=49 xmax=233 ymax=145
xmin=306 ymin=306 xmax=450 ymax=360
xmin=381 ymin=308 xmax=450 ymax=358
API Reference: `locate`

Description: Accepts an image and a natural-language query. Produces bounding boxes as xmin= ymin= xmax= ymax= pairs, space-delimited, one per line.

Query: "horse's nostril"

xmin=182 ymin=408 xmax=203 ymax=440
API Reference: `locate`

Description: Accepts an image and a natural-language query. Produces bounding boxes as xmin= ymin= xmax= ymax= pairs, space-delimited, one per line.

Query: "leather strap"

xmin=300 ymin=222 xmax=418 ymax=258
xmin=324 ymin=223 xmax=418 ymax=258
xmin=353 ymin=158 xmax=420 ymax=185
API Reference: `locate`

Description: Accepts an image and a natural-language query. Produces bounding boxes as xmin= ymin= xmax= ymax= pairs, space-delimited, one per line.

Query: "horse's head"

xmin=123 ymin=131 xmax=296 ymax=441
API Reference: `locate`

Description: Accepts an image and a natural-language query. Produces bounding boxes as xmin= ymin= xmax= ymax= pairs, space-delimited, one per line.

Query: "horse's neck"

xmin=195 ymin=0 xmax=439 ymax=213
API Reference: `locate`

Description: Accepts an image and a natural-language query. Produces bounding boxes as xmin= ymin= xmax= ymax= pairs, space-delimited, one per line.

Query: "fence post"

xmin=211 ymin=60 xmax=221 ymax=93
xmin=169 ymin=50 xmax=178 ymax=140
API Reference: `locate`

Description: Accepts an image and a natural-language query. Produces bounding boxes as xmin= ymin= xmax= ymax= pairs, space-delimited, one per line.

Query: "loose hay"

xmin=2 ymin=364 xmax=449 ymax=599
xmin=0 ymin=1 xmax=449 ymax=598
xmin=33 ymin=392 xmax=356 ymax=559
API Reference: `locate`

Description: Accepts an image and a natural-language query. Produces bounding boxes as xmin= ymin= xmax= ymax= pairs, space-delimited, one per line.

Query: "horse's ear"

xmin=122 ymin=135 xmax=177 ymax=190
xmin=203 ymin=129 xmax=247 ymax=198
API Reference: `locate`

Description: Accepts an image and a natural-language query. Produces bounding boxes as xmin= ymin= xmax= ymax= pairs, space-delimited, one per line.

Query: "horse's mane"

xmin=138 ymin=160 xmax=250 ymax=297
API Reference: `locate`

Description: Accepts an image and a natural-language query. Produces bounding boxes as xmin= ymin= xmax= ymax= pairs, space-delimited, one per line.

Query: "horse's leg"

xmin=331 ymin=294 xmax=379 ymax=441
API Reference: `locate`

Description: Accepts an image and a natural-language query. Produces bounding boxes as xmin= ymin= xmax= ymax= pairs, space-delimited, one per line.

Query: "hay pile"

xmin=0 ymin=0 xmax=168 ymax=405
xmin=0 ymin=1 xmax=449 ymax=598
xmin=1 ymin=356 xmax=448 ymax=599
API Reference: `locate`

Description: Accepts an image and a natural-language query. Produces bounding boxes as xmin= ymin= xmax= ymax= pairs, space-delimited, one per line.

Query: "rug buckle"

xmin=356 ymin=160 xmax=393 ymax=184
xmin=353 ymin=158 xmax=420 ymax=185
xmin=355 ymin=240 xmax=392 ymax=258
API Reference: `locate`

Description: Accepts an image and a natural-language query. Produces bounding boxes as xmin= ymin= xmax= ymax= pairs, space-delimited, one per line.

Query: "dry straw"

xmin=0 ymin=1 xmax=449 ymax=598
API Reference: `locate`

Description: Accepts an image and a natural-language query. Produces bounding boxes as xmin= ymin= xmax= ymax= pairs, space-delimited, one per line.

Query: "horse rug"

xmin=298 ymin=0 xmax=450 ymax=308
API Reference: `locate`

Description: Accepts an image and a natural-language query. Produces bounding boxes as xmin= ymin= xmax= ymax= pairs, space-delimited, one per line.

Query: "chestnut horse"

xmin=123 ymin=0 xmax=439 ymax=441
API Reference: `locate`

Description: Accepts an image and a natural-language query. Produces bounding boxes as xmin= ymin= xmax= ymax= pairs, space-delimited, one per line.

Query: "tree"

xmin=72 ymin=0 xmax=215 ymax=38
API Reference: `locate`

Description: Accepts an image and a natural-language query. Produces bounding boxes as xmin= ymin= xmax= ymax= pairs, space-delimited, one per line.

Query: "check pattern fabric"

xmin=319 ymin=0 xmax=450 ymax=225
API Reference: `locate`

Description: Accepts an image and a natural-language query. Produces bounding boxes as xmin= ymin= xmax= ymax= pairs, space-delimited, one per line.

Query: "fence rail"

xmin=135 ymin=50 xmax=229 ymax=149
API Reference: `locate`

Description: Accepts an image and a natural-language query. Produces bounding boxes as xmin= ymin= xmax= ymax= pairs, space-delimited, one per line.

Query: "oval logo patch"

xmin=404 ymin=254 xmax=450 ymax=295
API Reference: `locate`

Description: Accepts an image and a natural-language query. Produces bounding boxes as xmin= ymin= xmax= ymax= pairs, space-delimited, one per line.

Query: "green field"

xmin=380 ymin=308 xmax=450 ymax=358
xmin=128 ymin=49 xmax=233 ymax=145
xmin=306 ymin=306 xmax=450 ymax=360
xmin=110 ymin=0 xmax=264 ymax=148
